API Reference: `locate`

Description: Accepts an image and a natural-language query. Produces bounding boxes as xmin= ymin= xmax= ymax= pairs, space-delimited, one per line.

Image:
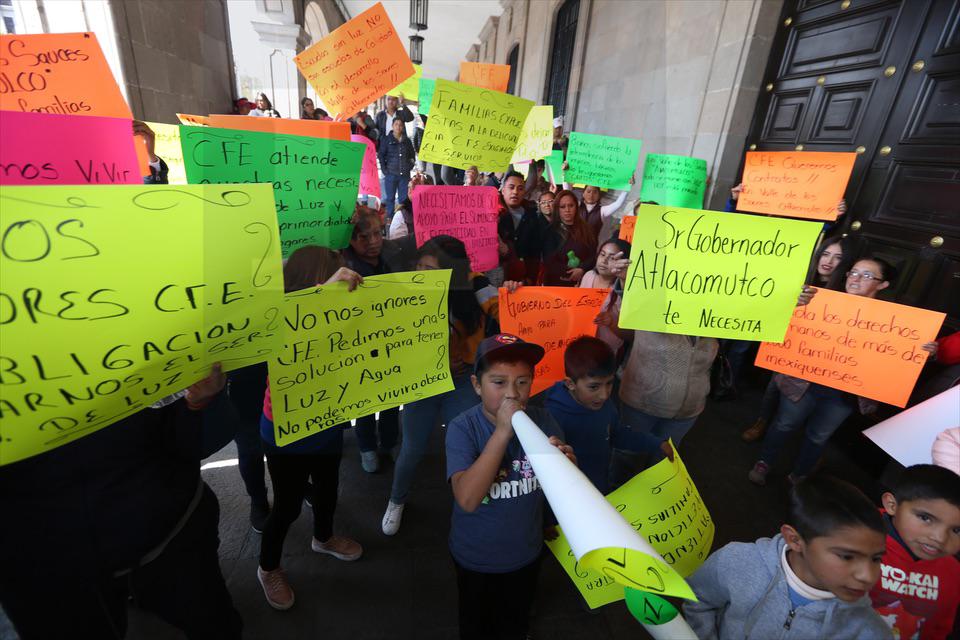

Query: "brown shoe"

xmin=312 ymin=535 xmax=363 ymax=561
xmin=741 ymin=418 xmax=767 ymax=442
xmin=257 ymin=566 xmax=295 ymax=610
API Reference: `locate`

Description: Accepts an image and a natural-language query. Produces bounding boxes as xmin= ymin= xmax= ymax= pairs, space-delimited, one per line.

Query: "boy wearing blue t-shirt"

xmin=545 ymin=336 xmax=671 ymax=494
xmin=446 ymin=333 xmax=576 ymax=640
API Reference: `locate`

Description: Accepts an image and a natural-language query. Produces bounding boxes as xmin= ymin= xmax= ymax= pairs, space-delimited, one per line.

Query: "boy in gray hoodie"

xmin=683 ymin=475 xmax=891 ymax=639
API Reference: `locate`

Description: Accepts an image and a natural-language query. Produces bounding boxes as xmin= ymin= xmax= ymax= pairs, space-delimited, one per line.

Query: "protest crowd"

xmin=1 ymin=5 xmax=959 ymax=640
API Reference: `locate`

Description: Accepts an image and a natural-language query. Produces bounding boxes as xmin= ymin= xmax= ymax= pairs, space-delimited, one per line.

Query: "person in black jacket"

xmin=378 ymin=118 xmax=416 ymax=215
xmin=0 ymin=366 xmax=244 ymax=639
xmin=496 ymin=171 xmax=543 ymax=284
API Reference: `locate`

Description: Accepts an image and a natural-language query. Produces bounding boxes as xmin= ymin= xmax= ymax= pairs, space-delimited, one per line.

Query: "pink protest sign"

xmin=412 ymin=186 xmax=500 ymax=272
xmin=351 ymin=134 xmax=381 ymax=198
xmin=0 ymin=111 xmax=140 ymax=185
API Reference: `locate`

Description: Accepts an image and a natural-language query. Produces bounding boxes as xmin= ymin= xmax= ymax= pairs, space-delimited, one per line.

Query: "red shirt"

xmin=870 ymin=522 xmax=960 ymax=640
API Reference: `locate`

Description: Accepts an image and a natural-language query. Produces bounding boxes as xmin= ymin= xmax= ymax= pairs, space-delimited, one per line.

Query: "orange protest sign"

xmin=619 ymin=215 xmax=636 ymax=241
xmin=499 ymin=287 xmax=609 ymax=395
xmin=459 ymin=62 xmax=511 ymax=92
xmin=295 ymin=2 xmax=415 ymax=119
xmin=205 ymin=115 xmax=350 ymax=141
xmin=755 ymin=289 xmax=944 ymax=407
xmin=176 ymin=113 xmax=210 ymax=126
xmin=737 ymin=151 xmax=856 ymax=221
xmin=0 ymin=32 xmax=131 ymax=119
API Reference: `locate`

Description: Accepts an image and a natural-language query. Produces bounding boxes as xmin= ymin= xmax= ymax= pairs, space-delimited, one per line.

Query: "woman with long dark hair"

xmin=381 ymin=235 xmax=500 ymax=536
xmin=300 ymin=96 xmax=330 ymax=120
xmin=540 ymin=189 xmax=597 ymax=286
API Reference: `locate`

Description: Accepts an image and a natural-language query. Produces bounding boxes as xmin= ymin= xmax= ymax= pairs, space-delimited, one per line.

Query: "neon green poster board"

xmin=565 ymin=132 xmax=642 ymax=190
xmin=0 ymin=184 xmax=285 ymax=466
xmin=268 ymin=271 xmax=455 ymax=447
xmin=387 ymin=64 xmax=422 ymax=98
xmin=545 ymin=447 xmax=714 ymax=609
xmin=545 ymin=149 xmax=565 ymax=183
xmin=418 ymin=78 xmax=436 ymax=116
xmin=180 ymin=126 xmax=364 ymax=255
xmin=417 ymin=80 xmax=534 ymax=172
xmin=619 ymin=205 xmax=821 ymax=341
xmin=640 ymin=153 xmax=707 ymax=208
xmin=510 ymin=105 xmax=554 ymax=163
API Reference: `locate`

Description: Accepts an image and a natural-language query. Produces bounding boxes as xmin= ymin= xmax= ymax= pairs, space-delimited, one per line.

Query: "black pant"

xmin=259 ymin=452 xmax=342 ymax=570
xmin=228 ymin=364 xmax=268 ymax=505
xmin=0 ymin=485 xmax=241 ymax=640
xmin=454 ymin=556 xmax=541 ymax=640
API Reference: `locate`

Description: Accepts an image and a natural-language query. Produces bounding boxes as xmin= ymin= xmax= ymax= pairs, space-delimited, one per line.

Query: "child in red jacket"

xmin=871 ymin=464 xmax=960 ymax=640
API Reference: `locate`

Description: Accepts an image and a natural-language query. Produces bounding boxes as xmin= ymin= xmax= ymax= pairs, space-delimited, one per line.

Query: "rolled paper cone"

xmin=625 ymin=589 xmax=698 ymax=639
xmin=642 ymin=614 xmax=699 ymax=640
xmin=510 ymin=411 xmax=695 ymax=600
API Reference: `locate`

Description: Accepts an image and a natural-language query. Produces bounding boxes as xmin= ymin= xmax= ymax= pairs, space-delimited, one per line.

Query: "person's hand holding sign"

xmin=132 ymin=120 xmax=158 ymax=162
xmin=922 ymin=341 xmax=939 ymax=360
xmin=797 ymin=285 xmax=817 ymax=307
xmin=186 ymin=363 xmax=226 ymax=410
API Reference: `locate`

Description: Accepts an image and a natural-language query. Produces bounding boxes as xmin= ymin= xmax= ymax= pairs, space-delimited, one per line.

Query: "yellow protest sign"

xmin=418 ymin=80 xmax=534 ymax=172
xmin=0 ymin=184 xmax=285 ymax=466
xmin=295 ymin=2 xmax=415 ymax=119
xmin=268 ymin=271 xmax=455 ymax=447
xmin=510 ymin=105 xmax=554 ymax=163
xmin=546 ymin=446 xmax=714 ymax=608
xmin=387 ymin=64 xmax=422 ymax=98
xmin=619 ymin=205 xmax=821 ymax=341
xmin=144 ymin=121 xmax=186 ymax=184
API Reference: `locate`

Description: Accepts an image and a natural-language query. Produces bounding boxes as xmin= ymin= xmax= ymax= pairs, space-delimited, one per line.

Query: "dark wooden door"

xmin=748 ymin=0 xmax=960 ymax=327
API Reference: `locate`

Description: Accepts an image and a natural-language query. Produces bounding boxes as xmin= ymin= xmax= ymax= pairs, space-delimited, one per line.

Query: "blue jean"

xmin=610 ymin=404 xmax=699 ymax=489
xmin=390 ymin=375 xmax=477 ymax=503
xmin=381 ymin=172 xmax=409 ymax=214
xmin=759 ymin=387 xmax=855 ymax=477
xmin=354 ymin=406 xmax=400 ymax=453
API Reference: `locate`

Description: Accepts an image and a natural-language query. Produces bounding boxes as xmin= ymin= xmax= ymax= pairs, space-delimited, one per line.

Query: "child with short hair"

xmin=683 ymin=475 xmax=890 ymax=639
xmin=445 ymin=333 xmax=575 ymax=640
xmin=871 ymin=464 xmax=960 ymax=640
xmin=545 ymin=336 xmax=671 ymax=494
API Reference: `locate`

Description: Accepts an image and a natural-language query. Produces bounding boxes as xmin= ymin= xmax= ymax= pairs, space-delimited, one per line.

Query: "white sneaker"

xmin=381 ymin=500 xmax=405 ymax=536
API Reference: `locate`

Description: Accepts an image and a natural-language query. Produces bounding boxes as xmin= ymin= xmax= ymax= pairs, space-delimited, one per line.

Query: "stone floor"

xmin=2 ymin=378 xmax=895 ymax=640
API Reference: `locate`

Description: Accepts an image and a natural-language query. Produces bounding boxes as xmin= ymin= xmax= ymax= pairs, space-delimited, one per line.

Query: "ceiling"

xmin=340 ymin=0 xmax=503 ymax=81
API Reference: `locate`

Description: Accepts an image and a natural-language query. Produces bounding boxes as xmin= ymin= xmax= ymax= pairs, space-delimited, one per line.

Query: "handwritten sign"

xmin=546 ymin=446 xmax=713 ymax=608
xmin=459 ymin=61 xmax=510 ymax=92
xmin=180 ymin=126 xmax=364 ymax=255
xmin=411 ymin=186 xmax=500 ymax=272
xmin=205 ymin=114 xmax=350 ymax=141
xmin=418 ymin=78 xmax=436 ymax=115
xmin=756 ymin=289 xmax=944 ymax=407
xmin=619 ymin=215 xmax=636 ymax=241
xmin=640 ymin=154 xmax=707 ymax=208
xmin=176 ymin=113 xmax=210 ymax=126
xmin=565 ymin=133 xmax=642 ymax=191
xmin=0 ymin=111 xmax=140 ymax=186
xmin=619 ymin=205 xmax=821 ymax=341
xmin=351 ymin=134 xmax=381 ymax=197
xmin=499 ymin=287 xmax=608 ymax=395
xmin=0 ymin=184 xmax=285 ymax=466
xmin=0 ymin=32 xmax=131 ymax=119
xmin=387 ymin=63 xmax=421 ymax=98
xmin=295 ymin=2 xmax=415 ymax=119
xmin=737 ymin=151 xmax=857 ymax=221
xmin=268 ymin=271 xmax=454 ymax=447
xmin=510 ymin=105 xmax=554 ymax=163
xmin=545 ymin=149 xmax=565 ymax=184
xmin=144 ymin=121 xmax=187 ymax=184
xmin=418 ymin=80 xmax=533 ymax=172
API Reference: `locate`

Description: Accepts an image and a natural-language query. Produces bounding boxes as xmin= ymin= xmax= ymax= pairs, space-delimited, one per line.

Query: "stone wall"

xmin=111 ymin=0 xmax=236 ymax=123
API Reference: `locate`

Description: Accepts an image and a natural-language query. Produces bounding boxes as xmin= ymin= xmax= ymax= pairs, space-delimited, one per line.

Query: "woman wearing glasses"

xmin=748 ymin=256 xmax=939 ymax=486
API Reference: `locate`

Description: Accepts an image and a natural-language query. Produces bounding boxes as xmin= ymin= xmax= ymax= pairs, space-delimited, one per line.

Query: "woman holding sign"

xmin=748 ymin=257 xmax=938 ymax=486
xmin=540 ymin=190 xmax=597 ymax=286
xmin=381 ymin=235 xmax=501 ymax=536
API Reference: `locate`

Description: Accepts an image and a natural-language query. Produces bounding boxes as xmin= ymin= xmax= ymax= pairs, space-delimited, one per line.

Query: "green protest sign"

xmin=0 ymin=184 xmax=285 ymax=466
xmin=545 ymin=149 xmax=565 ymax=183
xmin=180 ymin=126 xmax=364 ymax=255
xmin=268 ymin=271 xmax=455 ymax=447
xmin=417 ymin=79 xmax=534 ymax=172
xmin=640 ymin=153 xmax=707 ymax=208
xmin=619 ymin=205 xmax=821 ymax=341
xmin=565 ymin=132 xmax=642 ymax=190
xmin=418 ymin=78 xmax=436 ymax=116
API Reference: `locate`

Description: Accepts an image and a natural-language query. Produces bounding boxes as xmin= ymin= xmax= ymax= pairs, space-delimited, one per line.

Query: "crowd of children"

xmin=2 ymin=95 xmax=958 ymax=640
